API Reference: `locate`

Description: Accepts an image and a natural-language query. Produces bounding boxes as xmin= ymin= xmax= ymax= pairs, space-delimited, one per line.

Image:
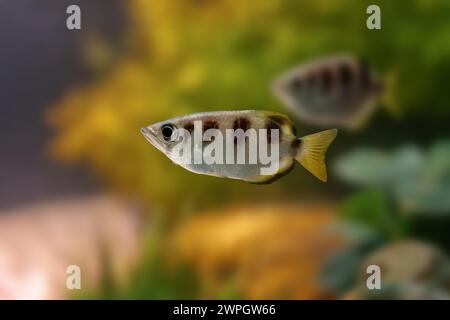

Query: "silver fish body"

xmin=141 ymin=110 xmax=337 ymax=183
xmin=273 ymin=54 xmax=382 ymax=129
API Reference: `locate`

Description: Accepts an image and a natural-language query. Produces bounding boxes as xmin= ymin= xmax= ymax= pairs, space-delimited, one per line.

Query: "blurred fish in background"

xmin=272 ymin=54 xmax=382 ymax=130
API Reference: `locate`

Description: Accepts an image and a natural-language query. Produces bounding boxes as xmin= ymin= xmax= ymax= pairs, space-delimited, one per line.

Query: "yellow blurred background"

xmin=1 ymin=0 xmax=450 ymax=299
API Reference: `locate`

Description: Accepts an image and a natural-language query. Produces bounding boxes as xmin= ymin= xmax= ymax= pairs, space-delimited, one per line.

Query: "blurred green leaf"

xmin=337 ymin=141 xmax=450 ymax=215
xmin=340 ymin=189 xmax=404 ymax=237
xmin=334 ymin=149 xmax=393 ymax=186
xmin=320 ymin=221 xmax=384 ymax=294
xmin=334 ymin=145 xmax=423 ymax=187
xmin=394 ymin=141 xmax=450 ymax=214
xmin=320 ymin=249 xmax=362 ymax=294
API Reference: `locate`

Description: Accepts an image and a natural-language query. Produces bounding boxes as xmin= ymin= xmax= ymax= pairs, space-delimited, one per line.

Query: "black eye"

xmin=161 ymin=124 xmax=174 ymax=140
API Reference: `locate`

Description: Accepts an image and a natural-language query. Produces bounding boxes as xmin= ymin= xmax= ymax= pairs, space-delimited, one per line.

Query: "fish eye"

xmin=161 ymin=124 xmax=176 ymax=141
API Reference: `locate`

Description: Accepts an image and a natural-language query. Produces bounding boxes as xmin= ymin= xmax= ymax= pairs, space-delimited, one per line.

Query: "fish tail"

xmin=294 ymin=129 xmax=337 ymax=182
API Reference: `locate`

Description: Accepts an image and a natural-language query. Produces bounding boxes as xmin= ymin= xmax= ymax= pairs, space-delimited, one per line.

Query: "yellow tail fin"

xmin=295 ymin=129 xmax=337 ymax=182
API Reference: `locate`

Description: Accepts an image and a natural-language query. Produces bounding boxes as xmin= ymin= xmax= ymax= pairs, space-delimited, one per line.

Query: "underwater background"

xmin=1 ymin=0 xmax=450 ymax=299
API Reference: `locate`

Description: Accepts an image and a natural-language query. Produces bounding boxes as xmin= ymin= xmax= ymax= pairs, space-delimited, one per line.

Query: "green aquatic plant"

xmin=334 ymin=140 xmax=450 ymax=214
xmin=321 ymin=140 xmax=450 ymax=296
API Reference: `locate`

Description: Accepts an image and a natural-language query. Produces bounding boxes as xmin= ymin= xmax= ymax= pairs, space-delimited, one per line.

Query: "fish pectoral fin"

xmin=296 ymin=129 xmax=337 ymax=182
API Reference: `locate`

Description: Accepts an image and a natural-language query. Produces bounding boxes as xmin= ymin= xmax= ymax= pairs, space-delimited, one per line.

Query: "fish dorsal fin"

xmin=261 ymin=111 xmax=297 ymax=136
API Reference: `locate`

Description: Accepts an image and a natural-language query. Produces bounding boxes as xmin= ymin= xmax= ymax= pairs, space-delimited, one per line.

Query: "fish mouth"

xmin=140 ymin=127 xmax=157 ymax=144
xmin=140 ymin=127 xmax=167 ymax=154
xmin=140 ymin=127 xmax=152 ymax=136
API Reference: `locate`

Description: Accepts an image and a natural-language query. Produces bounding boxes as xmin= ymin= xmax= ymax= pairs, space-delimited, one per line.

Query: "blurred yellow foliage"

xmin=167 ymin=203 xmax=343 ymax=299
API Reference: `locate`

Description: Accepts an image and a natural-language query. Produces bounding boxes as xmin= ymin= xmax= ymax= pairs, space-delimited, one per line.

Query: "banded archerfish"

xmin=141 ymin=110 xmax=337 ymax=183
